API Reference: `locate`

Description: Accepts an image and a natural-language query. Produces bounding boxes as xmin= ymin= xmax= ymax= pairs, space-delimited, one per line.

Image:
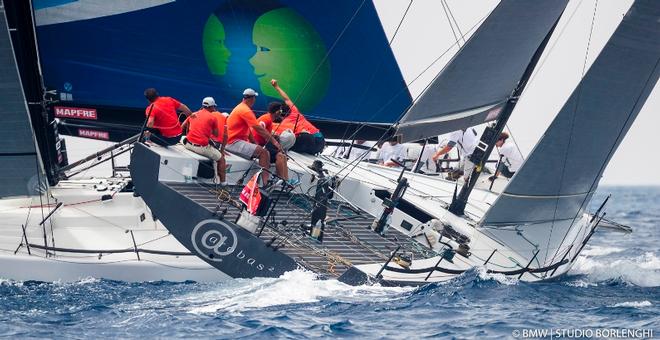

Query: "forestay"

xmin=481 ymin=0 xmax=660 ymax=263
xmin=396 ymin=0 xmax=568 ymax=142
xmin=0 ymin=6 xmax=46 ymax=198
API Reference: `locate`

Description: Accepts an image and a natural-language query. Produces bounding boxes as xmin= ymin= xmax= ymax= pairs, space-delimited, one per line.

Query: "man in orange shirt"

xmin=252 ymin=102 xmax=286 ymax=146
xmin=143 ymin=88 xmax=193 ymax=146
xmin=181 ymin=97 xmax=226 ymax=184
xmin=270 ymin=79 xmax=325 ymax=155
xmin=226 ymin=88 xmax=291 ymax=186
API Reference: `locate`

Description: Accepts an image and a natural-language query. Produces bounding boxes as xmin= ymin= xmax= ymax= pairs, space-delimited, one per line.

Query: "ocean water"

xmin=1 ymin=187 xmax=658 ymax=339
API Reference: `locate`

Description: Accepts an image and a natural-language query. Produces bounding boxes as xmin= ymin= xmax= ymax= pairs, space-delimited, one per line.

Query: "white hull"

xmin=0 ymin=177 xmax=227 ymax=282
xmin=1 ymin=144 xmax=592 ymax=284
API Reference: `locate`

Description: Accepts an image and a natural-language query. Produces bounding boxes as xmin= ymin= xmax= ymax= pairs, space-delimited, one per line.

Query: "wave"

xmin=186 ymin=270 xmax=413 ymax=314
xmin=581 ymin=245 xmax=624 ymax=257
xmin=570 ymin=252 xmax=660 ymax=287
xmin=610 ymin=301 xmax=652 ymax=308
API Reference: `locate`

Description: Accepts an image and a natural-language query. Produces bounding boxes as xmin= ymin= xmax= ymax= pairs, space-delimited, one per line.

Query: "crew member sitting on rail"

xmin=432 ymin=128 xmax=479 ymax=181
xmin=226 ymin=88 xmax=293 ymax=186
xmin=143 ymin=88 xmax=193 ymax=147
xmin=378 ymin=136 xmax=407 ymax=167
xmin=181 ymin=97 xmax=226 ymax=185
xmin=252 ymin=102 xmax=286 ymax=146
xmin=489 ymin=132 xmax=523 ymax=181
xmin=270 ymin=79 xmax=325 ymax=155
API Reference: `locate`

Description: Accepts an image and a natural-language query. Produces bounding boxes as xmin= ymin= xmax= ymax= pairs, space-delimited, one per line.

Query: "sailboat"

xmin=3 ymin=0 xmax=656 ymax=286
xmin=128 ymin=0 xmax=659 ymax=285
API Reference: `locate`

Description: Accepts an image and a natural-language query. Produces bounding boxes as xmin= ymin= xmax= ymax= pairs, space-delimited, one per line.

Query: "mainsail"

xmin=481 ymin=0 xmax=660 ymax=263
xmin=396 ymin=0 xmax=569 ymax=142
xmin=0 ymin=2 xmax=47 ymax=198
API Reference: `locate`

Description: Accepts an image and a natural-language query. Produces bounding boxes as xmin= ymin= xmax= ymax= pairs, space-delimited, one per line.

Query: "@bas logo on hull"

xmin=191 ymin=219 xmax=238 ymax=262
xmin=190 ymin=219 xmax=278 ymax=273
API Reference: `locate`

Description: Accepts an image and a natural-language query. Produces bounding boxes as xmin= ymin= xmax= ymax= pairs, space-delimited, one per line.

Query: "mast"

xmin=4 ymin=0 xmax=62 ymax=186
xmin=448 ymin=14 xmax=563 ymax=216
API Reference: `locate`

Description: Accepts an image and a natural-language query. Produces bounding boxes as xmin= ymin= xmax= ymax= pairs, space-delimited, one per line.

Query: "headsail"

xmin=32 ymin=0 xmax=412 ymax=140
xmin=481 ymin=0 xmax=660 ymax=262
xmin=0 ymin=3 xmax=47 ymax=198
xmin=396 ymin=0 xmax=569 ymax=142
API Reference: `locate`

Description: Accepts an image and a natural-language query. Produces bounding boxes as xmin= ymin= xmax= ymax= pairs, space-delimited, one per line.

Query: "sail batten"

xmin=397 ymin=0 xmax=569 ymax=142
xmin=482 ymin=0 xmax=660 ymax=226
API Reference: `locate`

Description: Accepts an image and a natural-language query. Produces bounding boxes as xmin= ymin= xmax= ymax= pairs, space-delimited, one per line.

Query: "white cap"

xmin=202 ymin=97 xmax=216 ymax=107
xmin=243 ymin=88 xmax=258 ymax=97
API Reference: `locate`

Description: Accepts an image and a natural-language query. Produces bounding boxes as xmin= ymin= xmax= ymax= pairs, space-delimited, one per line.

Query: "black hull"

xmin=131 ymin=143 xmax=298 ymax=279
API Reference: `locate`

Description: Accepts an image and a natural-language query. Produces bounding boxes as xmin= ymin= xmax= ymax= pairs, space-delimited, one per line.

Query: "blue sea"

xmin=1 ymin=187 xmax=658 ymax=339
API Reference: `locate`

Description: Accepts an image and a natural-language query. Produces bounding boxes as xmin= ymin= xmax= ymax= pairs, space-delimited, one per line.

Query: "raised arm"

xmin=270 ymin=79 xmax=294 ymax=107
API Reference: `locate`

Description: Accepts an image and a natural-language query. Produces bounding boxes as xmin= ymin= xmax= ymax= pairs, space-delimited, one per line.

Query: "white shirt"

xmin=448 ymin=128 xmax=479 ymax=158
xmin=499 ymin=141 xmax=523 ymax=172
xmin=324 ymin=141 xmax=376 ymax=161
xmin=378 ymin=143 xmax=407 ymax=166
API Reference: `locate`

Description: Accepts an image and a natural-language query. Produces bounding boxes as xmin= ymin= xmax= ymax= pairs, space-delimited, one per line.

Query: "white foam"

xmin=610 ymin=301 xmax=652 ymax=308
xmin=476 ymin=267 xmax=519 ymax=285
xmin=0 ymin=278 xmax=23 ymax=287
xmin=564 ymin=279 xmax=597 ymax=288
xmin=186 ymin=269 xmax=412 ymax=314
xmin=581 ymin=245 xmax=624 ymax=257
xmin=571 ymin=252 xmax=660 ymax=287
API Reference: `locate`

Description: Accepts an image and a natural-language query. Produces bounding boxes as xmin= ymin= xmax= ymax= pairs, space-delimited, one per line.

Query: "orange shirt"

xmin=252 ymin=114 xmax=273 ymax=145
xmin=185 ymin=109 xmax=218 ymax=146
xmin=146 ymin=96 xmax=182 ymax=137
xmin=273 ymin=105 xmax=319 ymax=135
xmin=227 ymin=102 xmax=259 ymax=143
xmin=211 ymin=112 xmax=227 ymax=143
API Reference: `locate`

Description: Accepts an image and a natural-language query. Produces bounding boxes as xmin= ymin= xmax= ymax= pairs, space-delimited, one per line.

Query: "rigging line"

xmin=33 ymin=152 xmax=49 ymax=251
xmin=504 ymin=125 xmax=524 ymax=161
xmin=443 ymin=0 xmax=465 ymax=45
xmin=546 ymin=0 xmax=599 ymax=264
xmin=338 ymin=9 xmax=492 ymax=146
xmin=525 ymin=0 xmax=586 ymax=89
xmin=336 ymin=0 xmax=415 ymax=147
xmin=440 ymin=0 xmax=461 ymax=47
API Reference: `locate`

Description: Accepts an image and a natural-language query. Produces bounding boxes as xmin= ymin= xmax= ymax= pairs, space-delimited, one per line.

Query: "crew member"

xmin=181 ymin=97 xmax=226 ymax=184
xmin=270 ymin=79 xmax=325 ymax=154
xmin=252 ymin=102 xmax=285 ymax=146
xmin=143 ymin=88 xmax=193 ymax=146
xmin=489 ymin=132 xmax=523 ymax=181
xmin=377 ymin=136 xmax=407 ymax=167
xmin=432 ymin=128 xmax=479 ymax=180
xmin=225 ymin=88 xmax=292 ymax=186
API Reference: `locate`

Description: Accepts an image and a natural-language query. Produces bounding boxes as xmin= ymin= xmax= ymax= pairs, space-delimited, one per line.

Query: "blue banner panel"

xmin=35 ymin=0 xmax=411 ymax=124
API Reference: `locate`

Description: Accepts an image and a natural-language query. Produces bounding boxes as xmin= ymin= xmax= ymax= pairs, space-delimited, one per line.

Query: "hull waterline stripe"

xmin=382 ymin=258 xmax=568 ymax=276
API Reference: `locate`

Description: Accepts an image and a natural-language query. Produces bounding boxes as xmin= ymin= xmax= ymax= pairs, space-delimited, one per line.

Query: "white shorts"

xmin=226 ymin=139 xmax=258 ymax=159
xmin=184 ymin=142 xmax=222 ymax=161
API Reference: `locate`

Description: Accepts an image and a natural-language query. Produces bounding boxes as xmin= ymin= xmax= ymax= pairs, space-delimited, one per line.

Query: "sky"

xmin=373 ymin=0 xmax=657 ymax=185
xmin=65 ymin=0 xmax=657 ymax=186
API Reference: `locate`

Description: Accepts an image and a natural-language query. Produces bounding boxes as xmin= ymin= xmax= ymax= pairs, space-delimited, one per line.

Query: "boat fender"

xmin=236 ymin=209 xmax=262 ymax=233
